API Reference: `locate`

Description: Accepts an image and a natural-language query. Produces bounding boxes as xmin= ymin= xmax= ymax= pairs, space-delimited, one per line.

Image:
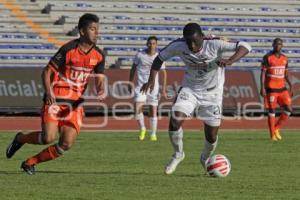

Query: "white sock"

xmin=169 ymin=127 xmax=184 ymax=158
xmin=136 ymin=113 xmax=145 ymax=130
xmin=149 ymin=117 xmax=158 ymax=136
xmin=201 ymin=136 xmax=218 ymax=161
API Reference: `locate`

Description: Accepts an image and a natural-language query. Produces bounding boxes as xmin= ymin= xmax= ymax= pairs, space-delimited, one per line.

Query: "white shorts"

xmin=134 ymin=84 xmax=159 ymax=106
xmin=172 ymin=87 xmax=223 ymax=127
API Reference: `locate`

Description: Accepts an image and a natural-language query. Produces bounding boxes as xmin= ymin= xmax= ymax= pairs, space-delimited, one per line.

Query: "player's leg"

xmin=200 ymin=124 xmax=219 ymax=169
xmin=265 ymin=93 xmax=277 ymax=141
xmin=135 ymin=102 xmax=146 ymax=140
xmin=134 ymin=87 xmax=147 ymax=140
xmin=6 ymin=105 xmax=58 ymax=159
xmin=149 ymin=104 xmax=158 ymax=141
xmin=147 ymin=88 xmax=159 ymax=141
xmin=197 ymin=103 xmax=222 ymax=170
xmin=21 ymin=105 xmax=82 ymax=175
xmin=20 ymin=122 xmax=59 ymax=174
xmin=268 ymin=108 xmax=277 ymax=141
xmin=164 ymin=87 xmax=196 ymax=175
xmin=274 ymin=91 xmax=292 ymax=140
xmin=276 ymin=105 xmax=292 ymax=129
xmin=164 ymin=111 xmax=187 ymax=175
xmin=21 ymin=126 xmax=77 ymax=175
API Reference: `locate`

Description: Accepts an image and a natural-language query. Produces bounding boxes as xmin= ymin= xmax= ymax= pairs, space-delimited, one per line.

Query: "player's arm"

xmin=260 ymin=55 xmax=268 ymax=97
xmin=161 ymin=69 xmax=167 ymax=98
xmin=260 ymin=68 xmax=266 ymax=97
xmin=284 ymin=62 xmax=293 ymax=97
xmin=218 ymin=41 xmax=251 ymax=67
xmin=141 ymin=40 xmax=178 ymax=94
xmin=140 ymin=56 xmax=163 ymax=94
xmin=42 ymin=65 xmax=56 ymax=105
xmin=94 ymin=54 xmax=106 ymax=101
xmin=95 ymin=74 xmax=106 ymax=101
xmin=42 ymin=46 xmax=67 ymax=105
xmin=160 ymin=63 xmax=168 ymax=98
xmin=128 ymin=63 xmax=137 ymax=94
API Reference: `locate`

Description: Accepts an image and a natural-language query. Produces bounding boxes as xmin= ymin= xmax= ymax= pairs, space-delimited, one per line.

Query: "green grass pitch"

xmin=0 ymin=130 xmax=299 ymax=200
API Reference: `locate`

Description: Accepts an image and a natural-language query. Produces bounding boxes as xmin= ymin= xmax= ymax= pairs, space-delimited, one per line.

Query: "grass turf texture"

xmin=0 ymin=131 xmax=299 ymax=200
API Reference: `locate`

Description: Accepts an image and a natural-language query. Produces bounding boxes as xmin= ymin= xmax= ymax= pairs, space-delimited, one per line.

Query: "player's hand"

xmin=140 ymin=80 xmax=155 ymax=94
xmin=161 ymin=90 xmax=167 ymax=99
xmin=161 ymin=89 xmax=171 ymax=99
xmin=217 ymin=59 xmax=234 ymax=67
xmin=260 ymin=88 xmax=266 ymax=97
xmin=45 ymin=93 xmax=56 ymax=105
xmin=97 ymin=89 xmax=106 ymax=101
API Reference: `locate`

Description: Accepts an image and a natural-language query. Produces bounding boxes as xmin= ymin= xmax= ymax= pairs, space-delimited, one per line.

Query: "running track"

xmin=0 ymin=116 xmax=298 ymax=131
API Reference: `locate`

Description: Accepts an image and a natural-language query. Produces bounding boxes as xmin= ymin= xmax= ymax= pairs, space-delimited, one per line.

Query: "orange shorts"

xmin=41 ymin=104 xmax=84 ymax=134
xmin=264 ymin=90 xmax=291 ymax=110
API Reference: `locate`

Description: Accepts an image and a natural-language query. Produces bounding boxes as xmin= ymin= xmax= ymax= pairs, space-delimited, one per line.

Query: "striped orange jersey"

xmin=261 ymin=52 xmax=288 ymax=92
xmin=47 ymin=39 xmax=105 ymax=102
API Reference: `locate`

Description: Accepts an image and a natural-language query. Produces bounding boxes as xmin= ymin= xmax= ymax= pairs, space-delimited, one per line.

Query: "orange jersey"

xmin=261 ymin=52 xmax=288 ymax=92
xmin=47 ymin=39 xmax=105 ymax=101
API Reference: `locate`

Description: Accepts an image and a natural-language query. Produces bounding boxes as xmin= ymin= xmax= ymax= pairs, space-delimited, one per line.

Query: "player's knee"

xmin=169 ymin=117 xmax=181 ymax=131
xmin=41 ymin=133 xmax=56 ymax=144
xmin=59 ymin=141 xmax=73 ymax=151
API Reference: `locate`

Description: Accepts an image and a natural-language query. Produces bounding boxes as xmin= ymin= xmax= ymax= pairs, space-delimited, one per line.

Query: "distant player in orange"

xmin=260 ymin=38 xmax=293 ymax=141
xmin=6 ymin=13 xmax=106 ymax=174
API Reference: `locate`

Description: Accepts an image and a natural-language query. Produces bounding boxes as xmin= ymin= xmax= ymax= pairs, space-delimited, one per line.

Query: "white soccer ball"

xmin=206 ymin=154 xmax=231 ymax=177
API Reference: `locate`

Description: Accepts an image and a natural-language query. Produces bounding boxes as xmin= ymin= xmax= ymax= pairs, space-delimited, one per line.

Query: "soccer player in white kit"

xmin=128 ymin=36 xmax=167 ymax=141
xmin=141 ymin=23 xmax=251 ymax=174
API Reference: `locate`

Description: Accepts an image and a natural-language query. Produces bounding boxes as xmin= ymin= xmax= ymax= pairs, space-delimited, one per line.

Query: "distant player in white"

xmin=129 ymin=36 xmax=167 ymax=141
xmin=141 ymin=23 xmax=251 ymax=174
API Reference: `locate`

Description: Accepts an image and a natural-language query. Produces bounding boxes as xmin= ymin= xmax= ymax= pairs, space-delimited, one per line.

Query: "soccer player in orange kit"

xmin=260 ymin=38 xmax=293 ymax=141
xmin=6 ymin=13 xmax=106 ymax=174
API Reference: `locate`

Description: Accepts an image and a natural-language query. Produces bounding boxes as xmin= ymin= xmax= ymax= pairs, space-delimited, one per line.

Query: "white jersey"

xmin=134 ymin=51 xmax=166 ymax=88
xmin=158 ymin=37 xmax=251 ymax=93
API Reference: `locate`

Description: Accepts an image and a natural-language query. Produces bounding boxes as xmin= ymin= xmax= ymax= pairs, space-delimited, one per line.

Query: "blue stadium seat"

xmin=0 ymin=33 xmax=40 ymax=39
xmin=0 ymin=44 xmax=56 ymax=49
xmin=0 ymin=54 xmax=52 ymax=60
xmin=109 ymin=25 xmax=299 ymax=34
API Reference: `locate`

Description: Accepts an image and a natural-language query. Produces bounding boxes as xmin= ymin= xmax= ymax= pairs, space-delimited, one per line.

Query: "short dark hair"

xmin=78 ymin=13 xmax=99 ymax=30
xmin=147 ymin=36 xmax=158 ymax=43
xmin=183 ymin=23 xmax=203 ymax=38
xmin=273 ymin=38 xmax=283 ymax=44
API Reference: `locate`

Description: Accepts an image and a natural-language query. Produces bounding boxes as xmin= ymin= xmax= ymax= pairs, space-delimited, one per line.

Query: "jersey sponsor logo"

xmin=70 ymin=70 xmax=91 ymax=82
xmin=90 ymin=58 xmax=98 ymax=66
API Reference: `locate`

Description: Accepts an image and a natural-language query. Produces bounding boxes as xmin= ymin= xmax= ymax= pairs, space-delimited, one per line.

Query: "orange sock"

xmin=18 ymin=131 xmax=42 ymax=144
xmin=268 ymin=115 xmax=276 ymax=138
xmin=275 ymin=112 xmax=289 ymax=130
xmin=26 ymin=144 xmax=63 ymax=166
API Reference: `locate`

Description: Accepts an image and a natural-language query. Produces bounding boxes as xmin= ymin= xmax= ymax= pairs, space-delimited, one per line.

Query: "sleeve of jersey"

xmin=94 ymin=55 xmax=105 ymax=74
xmin=133 ymin=53 xmax=140 ymax=65
xmin=49 ymin=47 xmax=66 ymax=70
xmin=158 ymin=41 xmax=178 ymax=62
xmin=218 ymin=40 xmax=251 ymax=52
